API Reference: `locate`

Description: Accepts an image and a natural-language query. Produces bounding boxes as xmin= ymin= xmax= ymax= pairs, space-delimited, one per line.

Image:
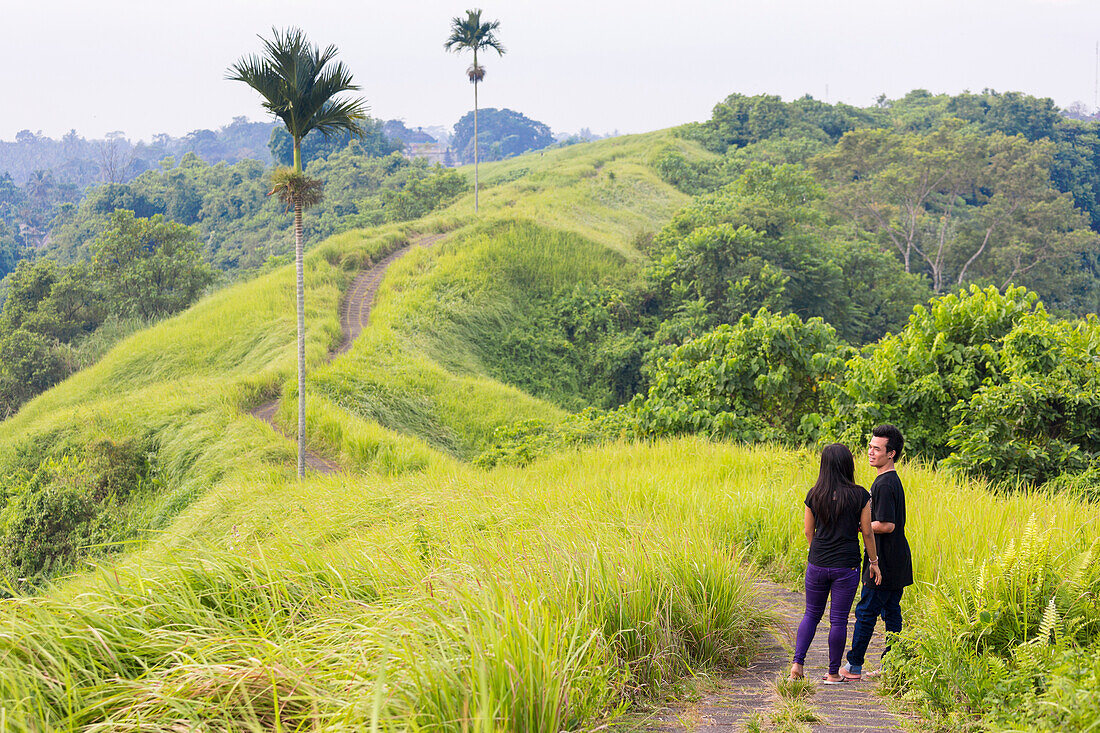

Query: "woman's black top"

xmin=804 ymin=487 xmax=870 ymax=569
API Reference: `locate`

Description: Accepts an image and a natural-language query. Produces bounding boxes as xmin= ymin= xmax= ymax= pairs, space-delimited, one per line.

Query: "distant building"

xmin=384 ymin=120 xmax=453 ymax=166
xmin=404 ymin=141 xmax=450 ymax=166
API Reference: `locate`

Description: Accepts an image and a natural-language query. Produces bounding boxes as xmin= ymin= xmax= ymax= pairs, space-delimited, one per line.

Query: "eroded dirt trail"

xmin=249 ymin=233 xmax=445 ymax=473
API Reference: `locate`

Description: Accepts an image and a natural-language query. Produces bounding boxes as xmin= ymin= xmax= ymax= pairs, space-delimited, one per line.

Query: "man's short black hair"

xmin=872 ymin=424 xmax=904 ymax=461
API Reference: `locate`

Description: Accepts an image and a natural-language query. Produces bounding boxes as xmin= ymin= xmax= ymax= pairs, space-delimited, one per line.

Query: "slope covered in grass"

xmin=7 ymin=435 xmax=1100 ymax=730
xmin=0 ymin=131 xmax=692 ymax=571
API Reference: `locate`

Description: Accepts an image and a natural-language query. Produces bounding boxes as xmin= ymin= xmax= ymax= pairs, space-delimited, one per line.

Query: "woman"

xmin=790 ymin=443 xmax=881 ymax=683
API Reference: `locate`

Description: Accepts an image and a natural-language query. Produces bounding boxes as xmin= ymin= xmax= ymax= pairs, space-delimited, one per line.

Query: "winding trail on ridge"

xmin=643 ymin=579 xmax=911 ymax=732
xmin=249 ymin=233 xmax=445 ymax=473
xmin=247 ymin=231 xmax=910 ymax=730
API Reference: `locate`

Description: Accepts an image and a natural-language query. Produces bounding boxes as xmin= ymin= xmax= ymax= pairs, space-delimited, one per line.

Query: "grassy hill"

xmin=0 ymin=128 xmax=729 ymax=729
xmin=1 ymin=128 xmax=1092 ymax=730
xmin=0 ymin=130 xmax=694 ymax=526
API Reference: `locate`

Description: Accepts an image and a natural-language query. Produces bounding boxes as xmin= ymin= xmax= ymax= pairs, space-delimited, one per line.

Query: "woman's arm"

xmin=804 ymin=506 xmax=815 ymax=545
xmin=860 ymin=502 xmax=882 ymax=585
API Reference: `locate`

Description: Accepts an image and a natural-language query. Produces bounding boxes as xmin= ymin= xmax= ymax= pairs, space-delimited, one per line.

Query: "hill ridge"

xmin=248 ymin=231 xmax=447 ymax=473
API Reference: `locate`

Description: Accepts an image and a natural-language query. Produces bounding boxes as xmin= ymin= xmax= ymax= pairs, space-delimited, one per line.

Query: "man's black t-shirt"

xmin=805 ymin=487 xmax=871 ymax=569
xmin=863 ymin=470 xmax=914 ymax=589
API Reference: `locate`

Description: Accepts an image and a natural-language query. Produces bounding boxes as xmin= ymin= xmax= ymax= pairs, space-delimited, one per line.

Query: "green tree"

xmin=450 ymin=108 xmax=553 ymax=164
xmin=815 ymin=121 xmax=1098 ymax=296
xmin=445 ymin=8 xmax=506 ymax=213
xmin=649 ymin=162 xmax=930 ymax=343
xmin=228 ymin=27 xmax=367 ymax=478
xmin=630 ymin=309 xmax=851 ymax=444
xmin=680 ymin=93 xmax=792 ymax=153
xmin=0 ymin=328 xmax=69 ymax=417
xmin=0 ymin=221 xmax=21 ymax=280
xmin=90 ymin=210 xmax=215 ymax=320
xmin=942 ymin=313 xmax=1100 ymax=485
xmin=823 ymin=285 xmax=1045 ymax=461
xmin=268 ymin=118 xmax=400 ymax=167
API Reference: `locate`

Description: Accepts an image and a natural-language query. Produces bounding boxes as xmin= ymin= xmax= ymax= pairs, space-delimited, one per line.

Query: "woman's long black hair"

xmin=807 ymin=443 xmax=863 ymax=526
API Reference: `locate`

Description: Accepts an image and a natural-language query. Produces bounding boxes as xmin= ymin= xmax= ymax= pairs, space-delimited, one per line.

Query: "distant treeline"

xmin=0 ymin=117 xmax=276 ymax=188
xmin=0 ymin=108 xmax=565 ymax=267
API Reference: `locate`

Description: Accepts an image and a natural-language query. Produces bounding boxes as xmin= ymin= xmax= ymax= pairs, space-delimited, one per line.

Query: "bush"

xmin=0 ymin=437 xmax=157 ymax=590
xmin=824 ymin=285 xmax=1044 ymax=460
xmin=630 ymin=309 xmax=850 ymax=444
xmin=474 ymin=408 xmax=634 ymax=469
xmin=942 ymin=313 xmax=1100 ymax=485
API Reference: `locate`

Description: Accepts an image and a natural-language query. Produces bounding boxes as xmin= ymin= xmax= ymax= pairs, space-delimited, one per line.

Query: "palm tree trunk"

xmin=294 ymin=199 xmax=305 ymax=478
xmin=293 ymin=138 xmax=306 ymax=479
xmin=473 ymin=49 xmax=479 ymax=213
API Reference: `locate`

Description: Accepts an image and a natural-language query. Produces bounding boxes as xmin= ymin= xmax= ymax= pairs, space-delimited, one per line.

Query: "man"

xmin=841 ymin=424 xmax=913 ymax=680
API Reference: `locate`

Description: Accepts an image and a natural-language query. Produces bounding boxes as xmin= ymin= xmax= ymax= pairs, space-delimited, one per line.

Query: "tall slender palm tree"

xmin=228 ymin=27 xmax=366 ymax=478
xmin=444 ymin=9 xmax=505 ymax=213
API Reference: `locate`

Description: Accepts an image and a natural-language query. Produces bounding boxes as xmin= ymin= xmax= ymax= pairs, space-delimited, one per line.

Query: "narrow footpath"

xmin=249 ymin=232 xmax=445 ymax=472
xmin=644 ymin=579 xmax=911 ymax=732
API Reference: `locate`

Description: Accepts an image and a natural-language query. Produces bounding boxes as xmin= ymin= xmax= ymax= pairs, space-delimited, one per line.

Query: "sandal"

xmin=822 ymin=675 xmax=848 ymax=685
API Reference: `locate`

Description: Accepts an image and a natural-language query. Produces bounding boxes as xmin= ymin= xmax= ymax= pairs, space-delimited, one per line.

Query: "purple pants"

xmin=793 ymin=563 xmax=860 ymax=674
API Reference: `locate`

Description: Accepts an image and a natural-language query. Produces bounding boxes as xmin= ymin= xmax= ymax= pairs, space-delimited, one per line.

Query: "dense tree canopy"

xmin=0 ymin=212 xmax=215 ymax=416
xmin=45 ymin=145 xmax=464 ymax=271
xmin=451 ymin=108 xmax=554 ymax=164
xmin=90 ymin=211 xmax=215 ymax=320
xmin=813 ymin=121 xmax=1098 ymax=306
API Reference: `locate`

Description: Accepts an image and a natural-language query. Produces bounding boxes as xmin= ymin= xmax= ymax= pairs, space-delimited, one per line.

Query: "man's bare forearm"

xmin=871 ymin=520 xmax=895 ymax=534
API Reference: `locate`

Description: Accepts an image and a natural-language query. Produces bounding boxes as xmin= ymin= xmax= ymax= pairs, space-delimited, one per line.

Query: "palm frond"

xmin=308 ymin=99 xmax=370 ymax=138
xmin=444 ymin=9 xmax=506 ymax=56
xmin=227 ymin=26 xmax=366 ymax=142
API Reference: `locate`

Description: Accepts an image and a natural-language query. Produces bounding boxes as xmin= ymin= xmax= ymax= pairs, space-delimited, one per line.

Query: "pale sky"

xmin=3 ymin=0 xmax=1099 ymax=142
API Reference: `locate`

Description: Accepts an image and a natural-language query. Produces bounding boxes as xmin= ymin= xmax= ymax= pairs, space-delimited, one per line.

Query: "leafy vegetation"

xmin=5 ymin=81 xmax=1100 ymax=731
xmin=629 ymin=309 xmax=849 ymax=444
xmin=44 ymin=146 xmax=465 ymax=271
xmin=0 ymin=212 xmax=214 ymax=416
xmin=452 ymin=107 xmax=555 ymax=164
xmin=0 ymin=436 xmax=157 ymax=592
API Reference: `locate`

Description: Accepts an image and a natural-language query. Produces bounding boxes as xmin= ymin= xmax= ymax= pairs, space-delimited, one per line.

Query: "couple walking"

xmin=789 ymin=424 xmax=913 ymax=683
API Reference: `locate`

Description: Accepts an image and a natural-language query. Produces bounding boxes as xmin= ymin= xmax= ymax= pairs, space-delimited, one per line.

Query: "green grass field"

xmin=0 ymin=129 xmax=1093 ymax=730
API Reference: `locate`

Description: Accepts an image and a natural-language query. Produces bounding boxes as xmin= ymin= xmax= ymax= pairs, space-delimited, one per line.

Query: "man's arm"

xmin=871 ymin=520 xmax=895 ymax=534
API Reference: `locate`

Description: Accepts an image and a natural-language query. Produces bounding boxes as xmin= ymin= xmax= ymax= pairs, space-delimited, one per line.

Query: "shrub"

xmin=0 ymin=437 xmax=157 ymax=590
xmin=630 ymin=309 xmax=850 ymax=444
xmin=824 ymin=285 xmax=1044 ymax=460
xmin=474 ymin=408 xmax=634 ymax=469
xmin=943 ymin=314 xmax=1100 ymax=485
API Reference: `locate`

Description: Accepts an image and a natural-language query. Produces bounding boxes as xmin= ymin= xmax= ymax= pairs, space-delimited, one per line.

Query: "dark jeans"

xmin=793 ymin=563 xmax=860 ymax=674
xmin=845 ymin=583 xmax=904 ymax=670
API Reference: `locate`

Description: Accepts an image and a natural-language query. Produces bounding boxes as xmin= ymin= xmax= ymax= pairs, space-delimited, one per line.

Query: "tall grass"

xmin=0 ymin=440 xmax=773 ymax=731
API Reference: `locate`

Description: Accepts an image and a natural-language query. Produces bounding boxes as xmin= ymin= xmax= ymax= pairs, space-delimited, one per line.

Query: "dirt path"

xmin=249 ymin=233 xmax=445 ymax=473
xmin=643 ymin=579 xmax=911 ymax=732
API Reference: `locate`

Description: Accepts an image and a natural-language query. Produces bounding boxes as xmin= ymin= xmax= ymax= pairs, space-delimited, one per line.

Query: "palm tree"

xmin=228 ymin=27 xmax=366 ymax=478
xmin=445 ymin=9 xmax=505 ymax=213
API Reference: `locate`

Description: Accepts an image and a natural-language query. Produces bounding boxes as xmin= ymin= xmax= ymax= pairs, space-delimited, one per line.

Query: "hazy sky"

xmin=4 ymin=0 xmax=1099 ymax=142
